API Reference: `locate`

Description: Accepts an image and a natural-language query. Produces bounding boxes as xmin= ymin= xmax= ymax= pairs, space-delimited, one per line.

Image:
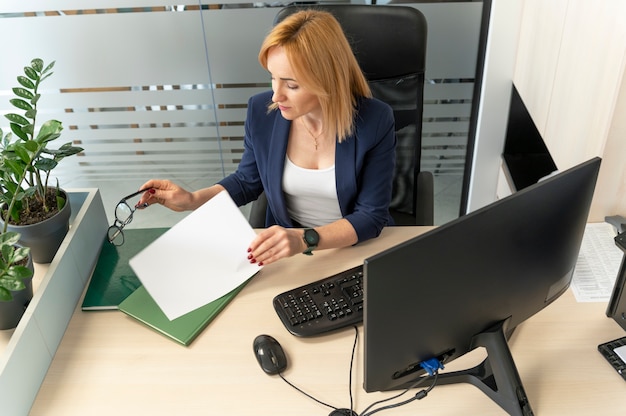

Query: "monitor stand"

xmin=401 ymin=319 xmax=534 ymax=416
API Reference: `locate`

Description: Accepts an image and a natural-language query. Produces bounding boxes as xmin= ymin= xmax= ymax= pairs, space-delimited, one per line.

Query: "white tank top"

xmin=282 ymin=157 xmax=342 ymax=228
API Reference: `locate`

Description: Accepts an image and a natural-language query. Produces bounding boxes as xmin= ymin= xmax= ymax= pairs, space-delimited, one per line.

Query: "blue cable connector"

xmin=419 ymin=358 xmax=444 ymax=376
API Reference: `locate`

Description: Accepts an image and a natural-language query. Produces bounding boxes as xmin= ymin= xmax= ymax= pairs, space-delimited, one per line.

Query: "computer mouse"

xmin=253 ymin=334 xmax=288 ymax=375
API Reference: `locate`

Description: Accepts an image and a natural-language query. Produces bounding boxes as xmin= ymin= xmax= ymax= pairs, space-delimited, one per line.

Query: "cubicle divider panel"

xmin=0 ymin=189 xmax=108 ymax=416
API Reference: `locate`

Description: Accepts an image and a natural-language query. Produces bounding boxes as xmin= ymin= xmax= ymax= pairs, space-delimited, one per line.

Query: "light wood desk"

xmin=31 ymin=227 xmax=626 ymax=415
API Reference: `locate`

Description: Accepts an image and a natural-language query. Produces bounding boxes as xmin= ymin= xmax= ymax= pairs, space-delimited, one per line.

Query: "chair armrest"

xmin=415 ymin=171 xmax=434 ymax=226
xmin=248 ymin=192 xmax=268 ymax=228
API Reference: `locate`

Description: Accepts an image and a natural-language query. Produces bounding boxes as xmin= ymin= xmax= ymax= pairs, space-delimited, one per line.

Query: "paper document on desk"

xmin=571 ymin=222 xmax=623 ymax=302
xmin=129 ymin=191 xmax=260 ymax=320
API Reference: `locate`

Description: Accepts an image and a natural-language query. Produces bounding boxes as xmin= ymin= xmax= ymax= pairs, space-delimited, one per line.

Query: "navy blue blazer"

xmin=219 ymin=90 xmax=396 ymax=243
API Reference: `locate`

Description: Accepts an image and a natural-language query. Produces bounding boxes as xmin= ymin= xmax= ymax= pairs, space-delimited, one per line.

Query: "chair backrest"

xmin=275 ymin=5 xmax=428 ymax=223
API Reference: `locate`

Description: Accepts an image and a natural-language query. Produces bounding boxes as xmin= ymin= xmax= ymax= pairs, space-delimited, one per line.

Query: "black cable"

xmin=348 ymin=325 xmax=359 ymax=413
xmin=278 ymin=372 xmax=337 ymax=411
xmin=275 ymin=325 xmax=438 ymax=415
xmin=359 ymin=376 xmax=430 ymax=415
xmin=276 ymin=326 xmax=360 ymax=414
xmin=359 ymin=372 xmax=439 ymax=416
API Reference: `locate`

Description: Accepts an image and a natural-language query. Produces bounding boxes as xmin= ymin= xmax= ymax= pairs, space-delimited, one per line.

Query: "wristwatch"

xmin=302 ymin=228 xmax=319 ymax=256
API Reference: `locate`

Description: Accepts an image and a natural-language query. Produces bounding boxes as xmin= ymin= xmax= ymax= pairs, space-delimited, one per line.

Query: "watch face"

xmin=304 ymin=229 xmax=319 ymax=245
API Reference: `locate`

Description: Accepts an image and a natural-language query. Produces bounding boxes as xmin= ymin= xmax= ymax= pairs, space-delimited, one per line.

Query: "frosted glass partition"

xmin=0 ymin=6 xmax=276 ymax=185
xmin=0 ymin=1 xmax=483 ymax=225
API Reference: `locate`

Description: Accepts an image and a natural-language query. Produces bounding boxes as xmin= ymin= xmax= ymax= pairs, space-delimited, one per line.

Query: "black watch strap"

xmin=302 ymin=228 xmax=319 ymax=256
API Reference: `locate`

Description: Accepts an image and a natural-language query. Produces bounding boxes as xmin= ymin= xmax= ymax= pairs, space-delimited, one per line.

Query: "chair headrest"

xmin=274 ymin=4 xmax=427 ymax=80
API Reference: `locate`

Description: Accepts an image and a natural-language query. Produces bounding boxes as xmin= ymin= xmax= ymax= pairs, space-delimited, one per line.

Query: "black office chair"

xmin=249 ymin=4 xmax=434 ymax=227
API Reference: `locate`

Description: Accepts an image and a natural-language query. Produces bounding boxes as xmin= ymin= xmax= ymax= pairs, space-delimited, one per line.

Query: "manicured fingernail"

xmin=258 ymin=262 xmax=264 ymax=267
xmin=247 ymin=254 xmax=253 ymax=260
xmin=247 ymin=247 xmax=252 ymax=252
xmin=149 ymin=188 xmax=156 ymax=194
xmin=250 ymin=259 xmax=256 ymax=264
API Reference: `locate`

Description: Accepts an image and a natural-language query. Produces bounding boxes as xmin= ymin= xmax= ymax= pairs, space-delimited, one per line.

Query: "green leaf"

xmin=0 ymin=232 xmax=21 ymax=246
xmin=56 ymin=195 xmax=66 ymax=211
xmin=4 ymin=158 xmax=27 ymax=178
xmin=9 ymin=98 xmax=32 ymax=111
xmin=24 ymin=65 xmax=38 ymax=80
xmin=36 ymin=120 xmax=63 ymax=143
xmin=44 ymin=142 xmax=83 ymax=158
xmin=31 ymin=58 xmax=44 ymax=72
xmin=10 ymin=123 xmax=28 ymax=141
xmin=40 ymin=73 xmax=54 ymax=84
xmin=12 ymin=87 xmax=34 ymax=101
xmin=12 ymin=246 xmax=31 ymax=263
xmin=0 ymin=287 xmax=13 ymax=302
xmin=17 ymin=75 xmax=35 ymax=90
xmin=25 ymin=109 xmax=37 ymax=119
xmin=39 ymin=133 xmax=62 ymax=144
xmin=0 ymin=277 xmax=25 ymax=292
xmin=34 ymin=158 xmax=58 ymax=172
xmin=1 ymin=244 xmax=13 ymax=262
xmin=14 ymin=143 xmax=36 ymax=165
xmin=22 ymin=124 xmax=34 ymax=136
xmin=9 ymin=206 xmax=21 ymax=222
xmin=11 ymin=265 xmax=33 ymax=280
xmin=5 ymin=113 xmax=29 ymax=126
xmin=23 ymin=140 xmax=40 ymax=152
xmin=0 ymin=177 xmax=20 ymax=196
xmin=42 ymin=60 xmax=55 ymax=75
xmin=23 ymin=187 xmax=36 ymax=199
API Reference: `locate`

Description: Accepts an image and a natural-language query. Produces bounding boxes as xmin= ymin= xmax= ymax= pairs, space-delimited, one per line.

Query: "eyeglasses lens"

xmin=115 ymin=202 xmax=134 ymax=224
xmin=107 ymin=226 xmax=124 ymax=246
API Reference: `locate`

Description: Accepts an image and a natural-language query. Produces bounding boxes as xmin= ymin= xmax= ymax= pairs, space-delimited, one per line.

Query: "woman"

xmin=137 ymin=9 xmax=396 ymax=266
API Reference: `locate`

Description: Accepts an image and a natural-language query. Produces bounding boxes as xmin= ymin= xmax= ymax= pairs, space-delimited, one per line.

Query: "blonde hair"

xmin=258 ymin=9 xmax=372 ymax=143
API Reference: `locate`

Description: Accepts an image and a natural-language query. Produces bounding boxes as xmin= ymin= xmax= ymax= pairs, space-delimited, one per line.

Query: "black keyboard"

xmin=598 ymin=336 xmax=626 ymax=381
xmin=273 ymin=265 xmax=364 ymax=337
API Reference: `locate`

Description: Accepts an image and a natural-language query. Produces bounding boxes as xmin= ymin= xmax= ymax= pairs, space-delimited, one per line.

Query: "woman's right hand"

xmin=136 ymin=179 xmax=195 ymax=212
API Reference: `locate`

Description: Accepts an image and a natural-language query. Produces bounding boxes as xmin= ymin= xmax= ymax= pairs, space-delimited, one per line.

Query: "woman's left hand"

xmin=247 ymin=226 xmax=305 ymax=266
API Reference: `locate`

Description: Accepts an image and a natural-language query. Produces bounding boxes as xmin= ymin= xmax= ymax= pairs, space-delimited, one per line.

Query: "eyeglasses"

xmin=107 ymin=188 xmax=152 ymax=246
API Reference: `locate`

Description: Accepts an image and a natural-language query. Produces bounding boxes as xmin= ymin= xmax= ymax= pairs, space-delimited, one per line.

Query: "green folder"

xmin=118 ymin=279 xmax=251 ymax=346
xmin=82 ymin=228 xmax=169 ymax=310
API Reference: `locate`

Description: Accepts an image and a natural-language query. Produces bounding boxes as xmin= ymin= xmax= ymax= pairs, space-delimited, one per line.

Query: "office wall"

xmin=512 ymin=0 xmax=626 ymax=221
xmin=597 ymin=73 xmax=626 ymax=219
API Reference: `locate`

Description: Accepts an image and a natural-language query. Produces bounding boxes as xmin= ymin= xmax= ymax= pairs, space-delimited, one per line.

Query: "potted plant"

xmin=0 ymin=58 xmax=83 ymax=263
xmin=0 ymin=231 xmax=34 ymax=330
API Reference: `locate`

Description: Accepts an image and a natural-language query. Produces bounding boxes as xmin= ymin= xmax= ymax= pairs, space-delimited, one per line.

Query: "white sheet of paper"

xmin=129 ymin=191 xmax=261 ymax=320
xmin=571 ymin=222 xmax=623 ymax=302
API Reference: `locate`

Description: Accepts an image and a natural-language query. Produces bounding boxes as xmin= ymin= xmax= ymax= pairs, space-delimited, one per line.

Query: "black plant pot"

xmin=0 ymin=253 xmax=34 ymax=330
xmin=2 ymin=189 xmax=72 ymax=264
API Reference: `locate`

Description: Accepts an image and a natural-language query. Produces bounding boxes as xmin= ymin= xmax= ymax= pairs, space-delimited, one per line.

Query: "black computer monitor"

xmin=363 ymin=157 xmax=601 ymax=415
xmin=606 ymin=232 xmax=626 ymax=331
xmin=502 ymin=84 xmax=558 ymax=191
